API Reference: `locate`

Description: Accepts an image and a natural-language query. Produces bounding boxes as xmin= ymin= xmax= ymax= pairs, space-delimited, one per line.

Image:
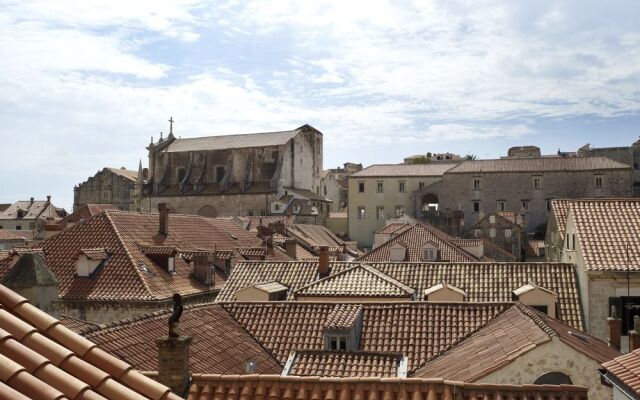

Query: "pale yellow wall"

xmin=327 ymin=216 xmax=348 ymax=236
xmin=348 ymin=175 xmax=443 ymax=247
xmin=426 ymin=288 xmax=465 ymax=302
xmin=518 ymin=290 xmax=557 ymax=318
xmin=235 ymin=287 xmax=270 ymax=301
xmin=478 ymin=337 xmax=612 ymax=400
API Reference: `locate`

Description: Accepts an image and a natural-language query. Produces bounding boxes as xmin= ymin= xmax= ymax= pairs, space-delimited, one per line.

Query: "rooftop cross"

xmin=169 ymin=116 xmax=174 ymax=135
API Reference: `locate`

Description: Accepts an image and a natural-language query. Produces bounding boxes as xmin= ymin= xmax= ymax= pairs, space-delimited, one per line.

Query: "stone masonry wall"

xmin=479 ymin=337 xmax=613 ymax=400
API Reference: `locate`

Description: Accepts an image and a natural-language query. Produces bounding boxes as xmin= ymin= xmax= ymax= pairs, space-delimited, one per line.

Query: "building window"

xmin=177 ymin=168 xmax=186 ymax=182
xmin=29 ymin=222 xmax=35 ymax=230
xmin=357 ymin=206 xmax=366 ymax=219
xmin=248 ymin=210 xmax=254 ymax=216
xmin=324 ymin=186 xmax=327 ymax=195
xmin=377 ymin=182 xmax=383 ymax=193
xmin=521 ymin=199 xmax=530 ymax=212
xmin=610 ymin=297 xmax=640 ymax=335
xmin=329 ymin=335 xmax=347 ymax=351
xmin=497 ymin=200 xmax=506 ymax=211
xmin=473 ymin=178 xmax=481 ymax=191
xmin=274 ymin=204 xmax=281 ymax=211
xmin=546 ymin=199 xmax=552 ymax=211
xmin=399 ymin=181 xmax=406 ymax=192
xmin=395 ymin=205 xmax=404 ymax=217
xmin=15 ymin=226 xmax=22 ymax=230
xmin=215 ymin=166 xmax=226 ymax=183
xmin=533 ymin=177 xmax=542 ymax=189
xmin=594 ymin=175 xmax=603 ymax=188
xmin=473 ymin=201 xmax=480 ymax=213
xmin=376 ymin=206 xmax=384 ymax=220
xmin=489 ymin=228 xmax=496 ymax=238
xmin=505 ymin=229 xmax=512 ymax=238
xmin=419 ymin=182 xmax=425 ymax=189
xmin=422 ymin=247 xmax=437 ymax=261
xmin=358 ymin=182 xmax=365 ymax=193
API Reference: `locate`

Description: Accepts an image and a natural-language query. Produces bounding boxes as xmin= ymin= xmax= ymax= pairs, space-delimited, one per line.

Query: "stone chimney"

xmin=284 ymin=238 xmax=297 ymax=259
xmin=629 ymin=316 xmax=640 ymax=353
xmin=30 ymin=197 xmax=34 ymax=204
xmin=158 ymin=203 xmax=170 ymax=236
xmin=156 ymin=295 xmax=191 ymax=396
xmin=46 ymin=195 xmax=51 ymax=202
xmin=318 ymin=245 xmax=329 ymax=278
xmin=607 ymin=306 xmax=621 ymax=351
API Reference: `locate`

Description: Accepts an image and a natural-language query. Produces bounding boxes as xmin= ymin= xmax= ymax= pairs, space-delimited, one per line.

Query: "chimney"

xmin=46 ymin=195 xmax=51 ymax=202
xmin=318 ymin=245 xmax=329 ymax=278
xmin=156 ymin=294 xmax=192 ymax=395
xmin=158 ymin=203 xmax=169 ymax=236
xmin=30 ymin=197 xmax=34 ymax=204
xmin=607 ymin=306 xmax=621 ymax=351
xmin=192 ymin=254 xmax=212 ymax=285
xmin=630 ymin=316 xmax=640 ymax=353
xmin=284 ymin=238 xmax=297 ymax=259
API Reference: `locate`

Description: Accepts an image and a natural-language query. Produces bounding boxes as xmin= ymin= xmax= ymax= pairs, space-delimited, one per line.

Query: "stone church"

xmin=137 ymin=122 xmax=326 ymax=219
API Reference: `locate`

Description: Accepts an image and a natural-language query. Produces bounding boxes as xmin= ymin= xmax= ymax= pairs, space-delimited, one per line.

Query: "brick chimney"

xmin=607 ymin=306 xmax=621 ymax=351
xmin=318 ymin=245 xmax=329 ymax=278
xmin=156 ymin=335 xmax=192 ymax=395
xmin=284 ymin=238 xmax=297 ymax=259
xmin=158 ymin=203 xmax=170 ymax=236
xmin=629 ymin=316 xmax=640 ymax=353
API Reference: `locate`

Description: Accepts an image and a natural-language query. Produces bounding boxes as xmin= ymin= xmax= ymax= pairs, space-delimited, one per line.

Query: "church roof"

xmin=163 ymin=125 xmax=316 ymax=153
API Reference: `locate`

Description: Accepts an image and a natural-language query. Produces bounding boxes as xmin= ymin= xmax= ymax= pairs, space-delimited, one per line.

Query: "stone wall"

xmin=478 ymin=337 xmax=613 ymax=400
xmin=143 ymin=192 xmax=277 ymax=218
xmin=431 ymin=168 xmax=631 ymax=234
xmin=74 ymin=168 xmax=136 ymax=211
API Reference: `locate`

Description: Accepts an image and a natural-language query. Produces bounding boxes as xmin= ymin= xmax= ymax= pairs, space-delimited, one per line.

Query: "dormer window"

xmin=140 ymin=245 xmax=178 ymax=274
xmin=329 ymin=336 xmax=347 ymax=351
xmin=76 ymin=248 xmax=108 ymax=277
xmin=16 ymin=209 xmax=26 ymax=219
xmin=425 ymin=282 xmax=466 ymax=302
xmin=167 ymin=256 xmax=175 ymax=273
xmin=323 ymin=305 xmax=363 ymax=352
xmin=421 ymin=243 xmax=438 ymax=261
xmin=513 ymin=282 xmax=557 ymax=318
xmin=389 ymin=242 xmax=407 ymax=261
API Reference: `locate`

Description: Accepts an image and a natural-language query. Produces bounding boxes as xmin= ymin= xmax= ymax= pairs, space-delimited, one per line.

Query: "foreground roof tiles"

xmin=569 ymin=199 xmax=640 ymax=271
xmin=187 ymin=374 xmax=588 ymax=400
xmin=602 ymin=348 xmax=640 ymax=396
xmin=218 ymin=261 xmax=583 ymax=330
xmin=0 ymin=284 xmax=180 ymax=400
xmin=83 ymin=303 xmax=281 ymax=375
xmin=360 ymin=223 xmax=479 ymax=262
xmin=285 ymin=350 xmax=404 ymax=378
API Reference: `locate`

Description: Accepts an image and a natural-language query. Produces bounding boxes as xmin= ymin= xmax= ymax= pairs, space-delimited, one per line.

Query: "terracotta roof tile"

xmin=187 ymin=374 xmax=589 ymax=400
xmin=59 ymin=315 xmax=100 ymax=334
xmin=351 ymin=163 xmax=457 ymax=177
xmin=323 ymin=304 xmax=363 ymax=330
xmin=569 ymin=199 xmax=640 ymax=271
xmin=285 ymin=350 xmax=404 ymax=377
xmin=551 ymin=199 xmax=573 ymax=237
xmin=0 ymin=284 xmax=175 ymax=400
xmin=222 ymin=302 xmax=510 ymax=373
xmin=360 ymin=224 xmax=480 ymax=262
xmin=218 ymin=261 xmax=583 ymax=330
xmin=83 ymin=303 xmax=281 ymax=375
xmin=375 ymin=222 xmax=413 ymax=235
xmin=447 ymin=156 xmax=630 ymax=173
xmin=603 ymin=348 xmax=640 ymax=395
xmin=295 ymin=264 xmax=415 ymax=298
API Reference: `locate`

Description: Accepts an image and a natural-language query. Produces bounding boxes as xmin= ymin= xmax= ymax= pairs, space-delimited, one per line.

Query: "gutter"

xmin=599 ymin=368 xmax=640 ymax=400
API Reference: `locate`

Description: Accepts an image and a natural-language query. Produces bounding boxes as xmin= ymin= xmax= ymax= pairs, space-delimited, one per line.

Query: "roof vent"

xmin=77 ymin=248 xmax=108 ymax=277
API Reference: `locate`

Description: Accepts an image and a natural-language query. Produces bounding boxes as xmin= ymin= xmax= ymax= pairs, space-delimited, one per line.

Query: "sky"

xmin=1 ymin=0 xmax=640 ymax=210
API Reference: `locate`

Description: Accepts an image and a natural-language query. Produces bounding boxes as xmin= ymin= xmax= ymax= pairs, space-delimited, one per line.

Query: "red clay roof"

xmin=16 ymin=210 xmax=279 ymax=301
xmin=284 ymin=350 xmax=404 ymax=377
xmin=0 ymin=284 xmax=180 ymax=400
xmin=187 ymin=374 xmax=588 ymax=400
xmin=359 ymin=223 xmax=480 ymax=262
xmin=551 ymin=199 xmax=573 ymax=237
xmin=83 ymin=303 xmax=280 ymax=375
xmin=447 ymin=156 xmax=630 ymax=173
xmin=602 ymin=348 xmax=640 ymax=396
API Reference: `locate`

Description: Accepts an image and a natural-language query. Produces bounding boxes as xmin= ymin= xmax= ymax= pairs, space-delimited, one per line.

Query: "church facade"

xmin=138 ymin=123 xmax=326 ymax=219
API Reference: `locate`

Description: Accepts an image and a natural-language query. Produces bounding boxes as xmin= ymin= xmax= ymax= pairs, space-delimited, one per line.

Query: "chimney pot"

xmin=158 ymin=203 xmax=169 ymax=236
xmin=30 ymin=197 xmax=34 ymax=203
xmin=607 ymin=305 xmax=622 ymax=351
xmin=318 ymin=245 xmax=329 ymax=278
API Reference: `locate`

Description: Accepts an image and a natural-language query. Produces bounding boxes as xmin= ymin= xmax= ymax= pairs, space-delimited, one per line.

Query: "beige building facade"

xmin=74 ymin=167 xmax=138 ymax=211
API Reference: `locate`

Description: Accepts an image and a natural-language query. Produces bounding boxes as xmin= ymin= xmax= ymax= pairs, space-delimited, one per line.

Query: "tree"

xmin=465 ymin=154 xmax=477 ymax=160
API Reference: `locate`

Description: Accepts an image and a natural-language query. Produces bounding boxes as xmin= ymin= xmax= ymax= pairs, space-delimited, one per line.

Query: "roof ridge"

xmin=513 ymin=302 xmax=557 ymax=338
xmin=359 ymin=264 xmax=416 ymax=295
xmin=171 ymin=127 xmax=301 ymax=142
xmin=102 ymin=210 xmax=156 ymax=300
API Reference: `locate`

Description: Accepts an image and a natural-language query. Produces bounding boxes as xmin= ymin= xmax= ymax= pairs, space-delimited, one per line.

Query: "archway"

xmin=421 ymin=193 xmax=439 ymax=212
xmin=198 ymin=205 xmax=218 ymax=218
xmin=534 ymin=372 xmax=573 ymax=385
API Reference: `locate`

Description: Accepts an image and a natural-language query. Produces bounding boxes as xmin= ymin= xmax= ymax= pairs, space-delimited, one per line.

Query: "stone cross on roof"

xmin=169 ymin=116 xmax=174 ymax=135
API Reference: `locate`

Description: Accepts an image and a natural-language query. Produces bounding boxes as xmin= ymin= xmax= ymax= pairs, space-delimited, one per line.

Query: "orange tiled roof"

xmin=447 ymin=156 xmax=629 ymax=173
xmin=0 ymin=284 xmax=180 ymax=400
xmin=375 ymin=222 xmax=413 ymax=235
xmin=294 ymin=264 xmax=415 ymax=298
xmin=58 ymin=315 xmax=100 ymax=334
xmin=187 ymin=374 xmax=588 ymax=400
xmin=285 ymin=350 xmax=404 ymax=378
xmin=83 ymin=303 xmax=281 ymax=375
xmin=14 ymin=210 xmax=277 ymax=301
xmin=217 ymin=261 xmax=583 ymax=330
xmin=359 ymin=224 xmax=480 ymax=262
xmin=222 ymin=302 xmax=510 ymax=374
xmin=569 ymin=199 xmax=640 ymax=271
xmin=551 ymin=199 xmax=573 ymax=237
xmin=323 ymin=304 xmax=362 ymax=330
xmin=414 ymin=303 xmax=619 ymax=381
xmin=602 ymin=348 xmax=640 ymax=396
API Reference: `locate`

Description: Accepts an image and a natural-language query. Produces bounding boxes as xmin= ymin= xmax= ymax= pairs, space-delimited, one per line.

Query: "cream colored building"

xmin=348 ymin=163 xmax=457 ymax=248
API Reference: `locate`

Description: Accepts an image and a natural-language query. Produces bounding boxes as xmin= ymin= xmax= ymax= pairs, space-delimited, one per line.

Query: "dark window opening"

xmin=530 ymin=305 xmax=548 ymax=315
xmin=473 ymin=201 xmax=480 ymax=213
xmin=358 ymin=182 xmax=365 ymax=193
xmin=215 ymin=166 xmax=226 ymax=183
xmin=610 ymin=296 xmax=640 ymax=335
xmin=534 ymin=372 xmax=573 ymax=385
